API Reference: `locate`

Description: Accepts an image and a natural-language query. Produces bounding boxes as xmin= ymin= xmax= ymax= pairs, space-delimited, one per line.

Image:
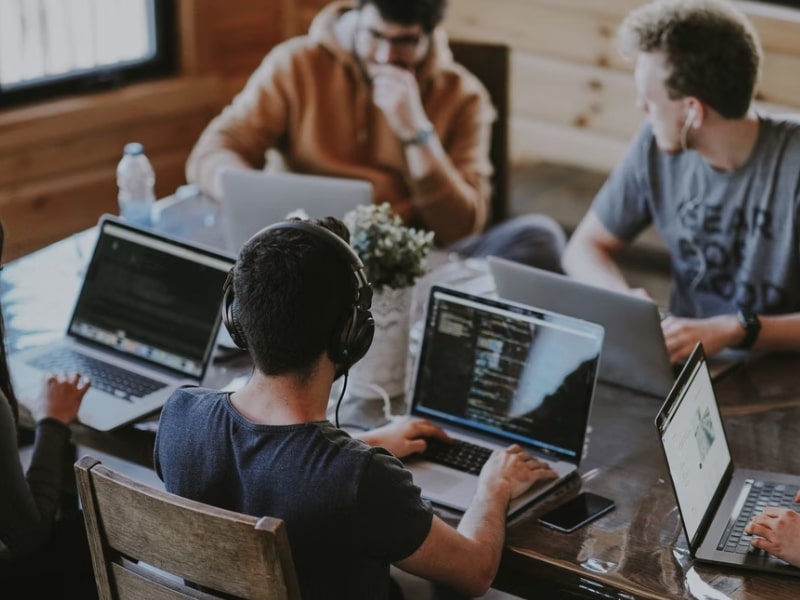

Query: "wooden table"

xmin=3 ymin=201 xmax=800 ymax=599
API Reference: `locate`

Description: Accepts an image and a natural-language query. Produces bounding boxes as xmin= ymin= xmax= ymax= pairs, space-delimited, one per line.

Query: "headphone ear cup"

xmin=328 ymin=306 xmax=374 ymax=373
xmin=222 ymin=277 xmax=249 ymax=350
xmin=347 ymin=309 xmax=375 ymax=366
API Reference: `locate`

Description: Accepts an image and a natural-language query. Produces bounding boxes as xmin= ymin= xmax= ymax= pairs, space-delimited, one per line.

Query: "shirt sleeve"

xmin=355 ymin=450 xmax=433 ymax=562
xmin=591 ymin=122 xmax=655 ymax=242
xmin=410 ymin=73 xmax=494 ymax=244
xmin=0 ymin=397 xmax=71 ymax=558
xmin=185 ymin=43 xmax=294 ymax=197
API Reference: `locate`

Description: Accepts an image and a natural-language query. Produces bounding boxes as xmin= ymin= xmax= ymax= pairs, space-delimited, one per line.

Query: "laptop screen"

xmin=68 ymin=220 xmax=233 ymax=378
xmin=656 ymin=346 xmax=733 ymax=546
xmin=410 ymin=286 xmax=603 ymax=462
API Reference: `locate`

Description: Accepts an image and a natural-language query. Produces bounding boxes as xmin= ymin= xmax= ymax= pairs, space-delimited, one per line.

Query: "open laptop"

xmin=488 ymin=256 xmax=674 ymax=398
xmin=403 ymin=285 xmax=604 ymax=519
xmin=219 ymin=169 xmax=372 ymax=252
xmin=655 ymin=342 xmax=800 ymax=575
xmin=10 ymin=215 xmax=234 ymax=432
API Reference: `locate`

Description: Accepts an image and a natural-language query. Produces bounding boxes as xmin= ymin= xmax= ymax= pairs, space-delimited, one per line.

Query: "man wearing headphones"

xmin=154 ymin=217 xmax=557 ymax=599
xmin=562 ymin=0 xmax=800 ymax=364
xmin=185 ymin=0 xmax=566 ymax=271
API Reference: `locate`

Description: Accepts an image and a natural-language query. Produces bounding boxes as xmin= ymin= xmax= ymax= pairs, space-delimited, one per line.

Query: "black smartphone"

xmin=537 ymin=492 xmax=615 ymax=533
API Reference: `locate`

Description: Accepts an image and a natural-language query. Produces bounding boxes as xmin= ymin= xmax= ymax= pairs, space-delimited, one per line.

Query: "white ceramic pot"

xmin=347 ymin=285 xmax=413 ymax=399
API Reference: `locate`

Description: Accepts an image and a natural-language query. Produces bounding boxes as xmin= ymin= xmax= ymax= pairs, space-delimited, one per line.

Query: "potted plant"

xmin=343 ymin=203 xmax=434 ymax=398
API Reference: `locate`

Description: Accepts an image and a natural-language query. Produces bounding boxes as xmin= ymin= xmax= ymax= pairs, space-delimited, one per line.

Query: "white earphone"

xmin=686 ymin=105 xmax=698 ymax=127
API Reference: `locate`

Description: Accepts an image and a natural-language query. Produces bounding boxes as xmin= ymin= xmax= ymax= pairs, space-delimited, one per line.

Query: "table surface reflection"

xmin=3 ymin=199 xmax=800 ymax=599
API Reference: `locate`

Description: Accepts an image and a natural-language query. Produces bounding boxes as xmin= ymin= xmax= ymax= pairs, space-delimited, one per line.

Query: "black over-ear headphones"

xmin=221 ymin=220 xmax=375 ymax=374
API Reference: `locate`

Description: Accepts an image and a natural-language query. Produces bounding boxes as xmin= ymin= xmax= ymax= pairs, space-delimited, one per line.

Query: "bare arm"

xmin=562 ymin=211 xmax=631 ymax=293
xmin=664 ymin=312 xmax=800 ymax=364
xmin=395 ymin=446 xmax=557 ymax=597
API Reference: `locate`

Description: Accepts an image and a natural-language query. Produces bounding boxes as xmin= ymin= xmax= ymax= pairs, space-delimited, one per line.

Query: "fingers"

xmin=409 ymin=419 xmax=451 ymax=442
xmin=45 ymin=371 xmax=91 ymax=391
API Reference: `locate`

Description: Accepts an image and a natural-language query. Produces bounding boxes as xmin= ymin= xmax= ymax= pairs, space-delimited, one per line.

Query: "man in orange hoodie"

xmin=187 ymin=0 xmax=565 ymax=271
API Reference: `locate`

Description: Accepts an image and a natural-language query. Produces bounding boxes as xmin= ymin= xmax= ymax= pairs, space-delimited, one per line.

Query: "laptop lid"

xmin=68 ymin=215 xmax=234 ymax=381
xmin=488 ymin=255 xmax=674 ymax=398
xmin=219 ymin=170 xmax=372 ymax=252
xmin=656 ymin=343 xmax=734 ymax=552
xmin=410 ymin=285 xmax=604 ymax=465
xmin=657 ymin=344 xmax=800 ymax=576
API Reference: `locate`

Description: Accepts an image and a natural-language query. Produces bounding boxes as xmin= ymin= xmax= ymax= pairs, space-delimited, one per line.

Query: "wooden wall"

xmin=1 ymin=0 xmax=799 ymax=259
xmin=444 ymin=0 xmax=800 ymax=172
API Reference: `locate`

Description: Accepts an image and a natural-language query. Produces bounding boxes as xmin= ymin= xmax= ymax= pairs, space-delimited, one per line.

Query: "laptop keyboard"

xmin=717 ymin=480 xmax=799 ymax=554
xmin=422 ymin=438 xmax=493 ymax=475
xmin=27 ymin=347 xmax=167 ymax=402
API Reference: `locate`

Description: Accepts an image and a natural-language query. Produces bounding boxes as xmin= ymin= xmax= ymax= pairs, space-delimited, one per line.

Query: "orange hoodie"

xmin=186 ymin=2 xmax=495 ymax=244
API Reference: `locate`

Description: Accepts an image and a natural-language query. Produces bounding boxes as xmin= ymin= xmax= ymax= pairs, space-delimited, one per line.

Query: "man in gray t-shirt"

xmin=563 ymin=0 xmax=800 ymax=364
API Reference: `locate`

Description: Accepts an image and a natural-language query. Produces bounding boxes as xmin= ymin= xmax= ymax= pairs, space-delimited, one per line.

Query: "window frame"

xmin=0 ymin=0 xmax=177 ymax=108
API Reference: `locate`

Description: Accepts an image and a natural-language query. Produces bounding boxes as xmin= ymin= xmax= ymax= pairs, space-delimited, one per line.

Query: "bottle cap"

xmin=124 ymin=142 xmax=145 ymax=156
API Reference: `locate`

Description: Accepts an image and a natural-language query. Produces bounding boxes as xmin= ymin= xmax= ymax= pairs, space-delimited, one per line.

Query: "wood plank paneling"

xmin=446 ymin=0 xmax=800 ymax=170
xmin=0 ymin=152 xmax=188 ymax=260
xmin=511 ymin=53 xmax=642 ymax=139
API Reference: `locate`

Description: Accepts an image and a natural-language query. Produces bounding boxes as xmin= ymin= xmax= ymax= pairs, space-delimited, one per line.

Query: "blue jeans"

xmin=447 ymin=214 xmax=566 ymax=273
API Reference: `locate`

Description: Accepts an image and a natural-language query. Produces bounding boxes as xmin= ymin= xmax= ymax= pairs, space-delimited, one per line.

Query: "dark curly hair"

xmin=232 ymin=218 xmax=356 ymax=383
xmin=358 ymin=0 xmax=447 ymax=32
xmin=618 ymin=0 xmax=762 ymax=118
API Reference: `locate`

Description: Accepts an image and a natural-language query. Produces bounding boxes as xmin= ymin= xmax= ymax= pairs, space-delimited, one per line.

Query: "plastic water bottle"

xmin=117 ymin=142 xmax=155 ymax=227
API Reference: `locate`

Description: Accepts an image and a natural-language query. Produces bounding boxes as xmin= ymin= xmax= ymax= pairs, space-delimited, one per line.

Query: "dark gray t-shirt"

xmin=592 ymin=115 xmax=800 ymax=318
xmin=154 ymin=387 xmax=433 ymax=600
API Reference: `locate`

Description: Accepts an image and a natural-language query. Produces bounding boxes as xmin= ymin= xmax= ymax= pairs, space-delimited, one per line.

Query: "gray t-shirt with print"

xmin=591 ymin=114 xmax=800 ymax=318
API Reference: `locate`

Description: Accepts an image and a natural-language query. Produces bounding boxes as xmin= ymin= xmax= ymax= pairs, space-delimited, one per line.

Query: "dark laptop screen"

xmin=410 ymin=286 xmax=603 ymax=462
xmin=68 ymin=220 xmax=233 ymax=378
xmin=657 ymin=346 xmax=733 ymax=547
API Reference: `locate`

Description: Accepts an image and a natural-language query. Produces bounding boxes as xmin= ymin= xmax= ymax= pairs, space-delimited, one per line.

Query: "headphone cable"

xmin=334 ymin=370 xmax=349 ymax=428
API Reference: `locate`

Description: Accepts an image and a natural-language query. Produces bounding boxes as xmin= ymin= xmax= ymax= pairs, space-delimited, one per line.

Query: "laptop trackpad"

xmin=412 ymin=467 xmax=466 ymax=495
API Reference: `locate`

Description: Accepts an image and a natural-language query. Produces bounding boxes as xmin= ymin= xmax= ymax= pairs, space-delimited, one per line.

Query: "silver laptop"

xmin=488 ymin=255 xmax=674 ymax=398
xmin=403 ymin=285 xmax=604 ymax=519
xmin=10 ymin=215 xmax=234 ymax=432
xmin=219 ymin=169 xmax=372 ymax=252
xmin=656 ymin=342 xmax=800 ymax=575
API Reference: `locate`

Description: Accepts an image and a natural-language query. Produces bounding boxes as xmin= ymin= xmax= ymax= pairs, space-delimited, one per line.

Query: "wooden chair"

xmin=449 ymin=40 xmax=511 ymax=227
xmin=74 ymin=455 xmax=301 ymax=600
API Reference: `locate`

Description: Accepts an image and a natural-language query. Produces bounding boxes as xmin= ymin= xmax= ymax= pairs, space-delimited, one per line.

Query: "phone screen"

xmin=537 ymin=492 xmax=615 ymax=533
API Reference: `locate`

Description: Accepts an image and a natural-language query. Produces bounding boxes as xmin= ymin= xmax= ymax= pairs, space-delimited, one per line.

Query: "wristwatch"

xmin=402 ymin=123 xmax=435 ymax=147
xmin=736 ymin=309 xmax=761 ymax=349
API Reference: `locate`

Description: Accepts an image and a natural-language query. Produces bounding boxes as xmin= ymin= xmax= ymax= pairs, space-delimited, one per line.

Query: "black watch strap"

xmin=736 ymin=310 xmax=761 ymax=349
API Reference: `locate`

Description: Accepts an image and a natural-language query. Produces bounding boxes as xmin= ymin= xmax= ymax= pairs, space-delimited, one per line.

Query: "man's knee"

xmin=485 ymin=214 xmax=566 ymax=272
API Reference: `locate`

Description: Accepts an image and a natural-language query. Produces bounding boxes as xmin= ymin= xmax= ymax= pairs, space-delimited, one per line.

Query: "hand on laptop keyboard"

xmin=745 ymin=491 xmax=800 ymax=567
xmin=479 ymin=445 xmax=559 ymax=502
xmin=27 ymin=372 xmax=91 ymax=425
xmin=355 ymin=416 xmax=452 ymax=459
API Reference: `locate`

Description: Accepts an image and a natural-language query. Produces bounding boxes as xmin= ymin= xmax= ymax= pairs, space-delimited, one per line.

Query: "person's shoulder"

xmin=161 ymin=386 xmax=226 ymax=416
xmin=759 ymin=112 xmax=800 ymax=140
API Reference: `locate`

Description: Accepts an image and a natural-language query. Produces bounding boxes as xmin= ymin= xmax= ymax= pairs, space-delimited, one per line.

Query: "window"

xmin=0 ymin=0 xmax=176 ymax=107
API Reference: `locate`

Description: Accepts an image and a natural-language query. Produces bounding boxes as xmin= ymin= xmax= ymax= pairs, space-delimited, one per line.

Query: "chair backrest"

xmin=449 ymin=39 xmax=511 ymax=227
xmin=75 ymin=455 xmax=301 ymax=600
